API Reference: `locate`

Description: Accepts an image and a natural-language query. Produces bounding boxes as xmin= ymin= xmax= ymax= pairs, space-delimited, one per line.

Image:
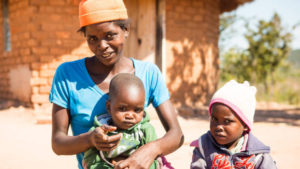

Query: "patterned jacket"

xmin=190 ymin=131 xmax=277 ymax=169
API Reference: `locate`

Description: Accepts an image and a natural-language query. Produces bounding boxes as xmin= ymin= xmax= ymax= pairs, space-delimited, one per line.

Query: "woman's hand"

xmin=90 ymin=124 xmax=122 ymax=152
xmin=52 ymin=104 xmax=121 ymax=155
xmin=114 ymin=142 xmax=158 ymax=169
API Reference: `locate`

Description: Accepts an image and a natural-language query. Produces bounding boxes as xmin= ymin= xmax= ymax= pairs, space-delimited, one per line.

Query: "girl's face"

xmin=106 ymin=86 xmax=145 ymax=130
xmin=210 ymin=103 xmax=248 ymax=150
xmin=85 ymin=21 xmax=128 ymax=66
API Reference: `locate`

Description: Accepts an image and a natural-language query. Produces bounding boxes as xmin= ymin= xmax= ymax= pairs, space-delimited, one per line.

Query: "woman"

xmin=49 ymin=0 xmax=183 ymax=169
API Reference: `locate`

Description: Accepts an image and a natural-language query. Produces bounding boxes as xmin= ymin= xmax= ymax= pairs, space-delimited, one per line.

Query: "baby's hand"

xmin=90 ymin=124 xmax=122 ymax=151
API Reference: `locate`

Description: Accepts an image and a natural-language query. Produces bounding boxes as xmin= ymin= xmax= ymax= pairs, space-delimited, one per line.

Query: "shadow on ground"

xmin=1 ymin=99 xmax=300 ymax=127
xmin=254 ymin=108 xmax=300 ymax=126
xmin=177 ymin=106 xmax=300 ymax=126
xmin=0 ymin=100 xmax=29 ymax=110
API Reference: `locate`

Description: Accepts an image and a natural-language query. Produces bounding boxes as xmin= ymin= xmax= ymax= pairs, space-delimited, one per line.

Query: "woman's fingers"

xmin=95 ymin=140 xmax=119 ymax=151
xmin=95 ymin=132 xmax=121 ymax=143
xmin=94 ymin=125 xmax=120 ymax=140
xmin=93 ymin=130 xmax=122 ymax=151
xmin=95 ymin=135 xmax=121 ymax=145
xmin=101 ymin=124 xmax=117 ymax=133
xmin=114 ymin=160 xmax=130 ymax=169
xmin=91 ymin=125 xmax=122 ymax=151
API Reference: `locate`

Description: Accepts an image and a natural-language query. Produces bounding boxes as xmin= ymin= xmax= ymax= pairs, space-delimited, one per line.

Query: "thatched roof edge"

xmin=220 ymin=0 xmax=253 ymax=13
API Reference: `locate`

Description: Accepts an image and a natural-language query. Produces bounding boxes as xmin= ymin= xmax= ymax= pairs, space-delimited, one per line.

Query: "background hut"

xmin=0 ymin=0 xmax=252 ymax=111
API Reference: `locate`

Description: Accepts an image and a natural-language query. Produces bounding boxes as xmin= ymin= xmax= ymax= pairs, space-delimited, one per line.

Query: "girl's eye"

xmin=224 ymin=119 xmax=233 ymax=124
xmin=211 ymin=117 xmax=217 ymax=123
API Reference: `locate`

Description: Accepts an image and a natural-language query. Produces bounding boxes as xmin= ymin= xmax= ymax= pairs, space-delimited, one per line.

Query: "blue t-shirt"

xmin=49 ymin=57 xmax=170 ymax=169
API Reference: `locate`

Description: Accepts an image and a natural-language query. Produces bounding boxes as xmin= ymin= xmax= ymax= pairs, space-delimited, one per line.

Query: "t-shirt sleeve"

xmin=49 ymin=64 xmax=70 ymax=109
xmin=149 ymin=64 xmax=170 ymax=108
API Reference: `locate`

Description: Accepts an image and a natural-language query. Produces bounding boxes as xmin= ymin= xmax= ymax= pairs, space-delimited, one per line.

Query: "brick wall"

xmin=28 ymin=0 xmax=91 ymax=108
xmin=0 ymin=0 xmax=92 ymax=108
xmin=165 ymin=0 xmax=220 ymax=108
xmin=0 ymin=1 xmax=4 ymax=100
xmin=0 ymin=0 xmax=33 ymax=103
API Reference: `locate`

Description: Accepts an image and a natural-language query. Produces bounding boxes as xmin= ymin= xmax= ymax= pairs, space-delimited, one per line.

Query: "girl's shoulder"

xmin=190 ymin=132 xmax=210 ymax=148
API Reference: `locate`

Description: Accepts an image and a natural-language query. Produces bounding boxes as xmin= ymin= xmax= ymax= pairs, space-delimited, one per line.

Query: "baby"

xmin=84 ymin=73 xmax=171 ymax=169
xmin=190 ymin=80 xmax=277 ymax=169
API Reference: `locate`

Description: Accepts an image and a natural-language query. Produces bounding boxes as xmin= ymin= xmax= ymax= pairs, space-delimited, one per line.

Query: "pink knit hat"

xmin=209 ymin=80 xmax=257 ymax=132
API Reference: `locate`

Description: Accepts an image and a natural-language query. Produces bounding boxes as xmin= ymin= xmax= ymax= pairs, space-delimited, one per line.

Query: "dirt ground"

xmin=0 ymin=102 xmax=299 ymax=169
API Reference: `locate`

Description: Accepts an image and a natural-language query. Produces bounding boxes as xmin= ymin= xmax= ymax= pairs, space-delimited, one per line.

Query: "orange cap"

xmin=79 ymin=0 xmax=128 ymax=28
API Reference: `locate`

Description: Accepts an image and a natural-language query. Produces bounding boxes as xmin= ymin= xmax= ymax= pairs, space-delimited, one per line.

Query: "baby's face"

xmin=210 ymin=103 xmax=247 ymax=150
xmin=107 ymin=86 xmax=145 ymax=130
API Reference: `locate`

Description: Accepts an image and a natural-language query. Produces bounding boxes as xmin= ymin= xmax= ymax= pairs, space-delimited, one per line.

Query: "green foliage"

xmin=288 ymin=49 xmax=300 ymax=68
xmin=245 ymin=13 xmax=292 ymax=87
xmin=219 ymin=13 xmax=238 ymax=55
xmin=221 ymin=13 xmax=292 ymax=92
xmin=220 ymin=48 xmax=252 ymax=82
xmin=219 ymin=13 xmax=300 ymax=105
xmin=219 ymin=13 xmax=237 ymax=33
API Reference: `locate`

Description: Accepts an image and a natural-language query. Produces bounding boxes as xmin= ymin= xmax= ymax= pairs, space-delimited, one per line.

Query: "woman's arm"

xmin=51 ymin=104 xmax=122 ymax=155
xmin=114 ymin=100 xmax=184 ymax=169
xmin=152 ymin=100 xmax=184 ymax=155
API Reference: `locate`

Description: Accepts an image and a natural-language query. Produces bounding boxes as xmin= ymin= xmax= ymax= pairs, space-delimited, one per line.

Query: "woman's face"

xmin=85 ymin=21 xmax=128 ymax=66
xmin=210 ymin=103 xmax=247 ymax=150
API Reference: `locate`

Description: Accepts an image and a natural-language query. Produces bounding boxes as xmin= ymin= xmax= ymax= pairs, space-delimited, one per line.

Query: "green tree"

xmin=245 ymin=13 xmax=292 ymax=92
xmin=219 ymin=13 xmax=238 ymax=55
xmin=221 ymin=13 xmax=292 ymax=93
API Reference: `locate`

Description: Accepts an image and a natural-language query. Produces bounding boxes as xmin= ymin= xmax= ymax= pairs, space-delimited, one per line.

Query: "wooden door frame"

xmin=155 ymin=0 xmax=166 ymax=77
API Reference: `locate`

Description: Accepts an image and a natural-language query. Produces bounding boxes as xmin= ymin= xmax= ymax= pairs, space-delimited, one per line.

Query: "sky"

xmin=225 ymin=0 xmax=300 ymax=50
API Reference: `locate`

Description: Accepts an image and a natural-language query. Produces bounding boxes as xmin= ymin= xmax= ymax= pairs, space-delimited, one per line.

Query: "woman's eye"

xmin=106 ymin=33 xmax=117 ymax=40
xmin=88 ymin=37 xmax=97 ymax=43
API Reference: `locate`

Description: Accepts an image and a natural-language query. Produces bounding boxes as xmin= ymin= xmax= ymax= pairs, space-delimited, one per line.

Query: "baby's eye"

xmin=118 ymin=106 xmax=126 ymax=112
xmin=134 ymin=108 xmax=143 ymax=113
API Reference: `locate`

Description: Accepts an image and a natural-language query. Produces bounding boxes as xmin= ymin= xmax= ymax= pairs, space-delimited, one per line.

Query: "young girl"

xmin=190 ymin=80 xmax=277 ymax=169
xmin=49 ymin=0 xmax=183 ymax=169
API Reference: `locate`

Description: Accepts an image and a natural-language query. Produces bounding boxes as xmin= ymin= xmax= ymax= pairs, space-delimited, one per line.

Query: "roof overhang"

xmin=220 ymin=0 xmax=253 ymax=13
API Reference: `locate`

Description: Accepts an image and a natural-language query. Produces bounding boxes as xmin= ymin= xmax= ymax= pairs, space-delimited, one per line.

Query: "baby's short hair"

xmin=109 ymin=73 xmax=145 ymax=99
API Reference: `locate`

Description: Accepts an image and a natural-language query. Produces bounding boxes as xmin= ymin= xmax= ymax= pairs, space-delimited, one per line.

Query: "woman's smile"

xmin=99 ymin=51 xmax=113 ymax=58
